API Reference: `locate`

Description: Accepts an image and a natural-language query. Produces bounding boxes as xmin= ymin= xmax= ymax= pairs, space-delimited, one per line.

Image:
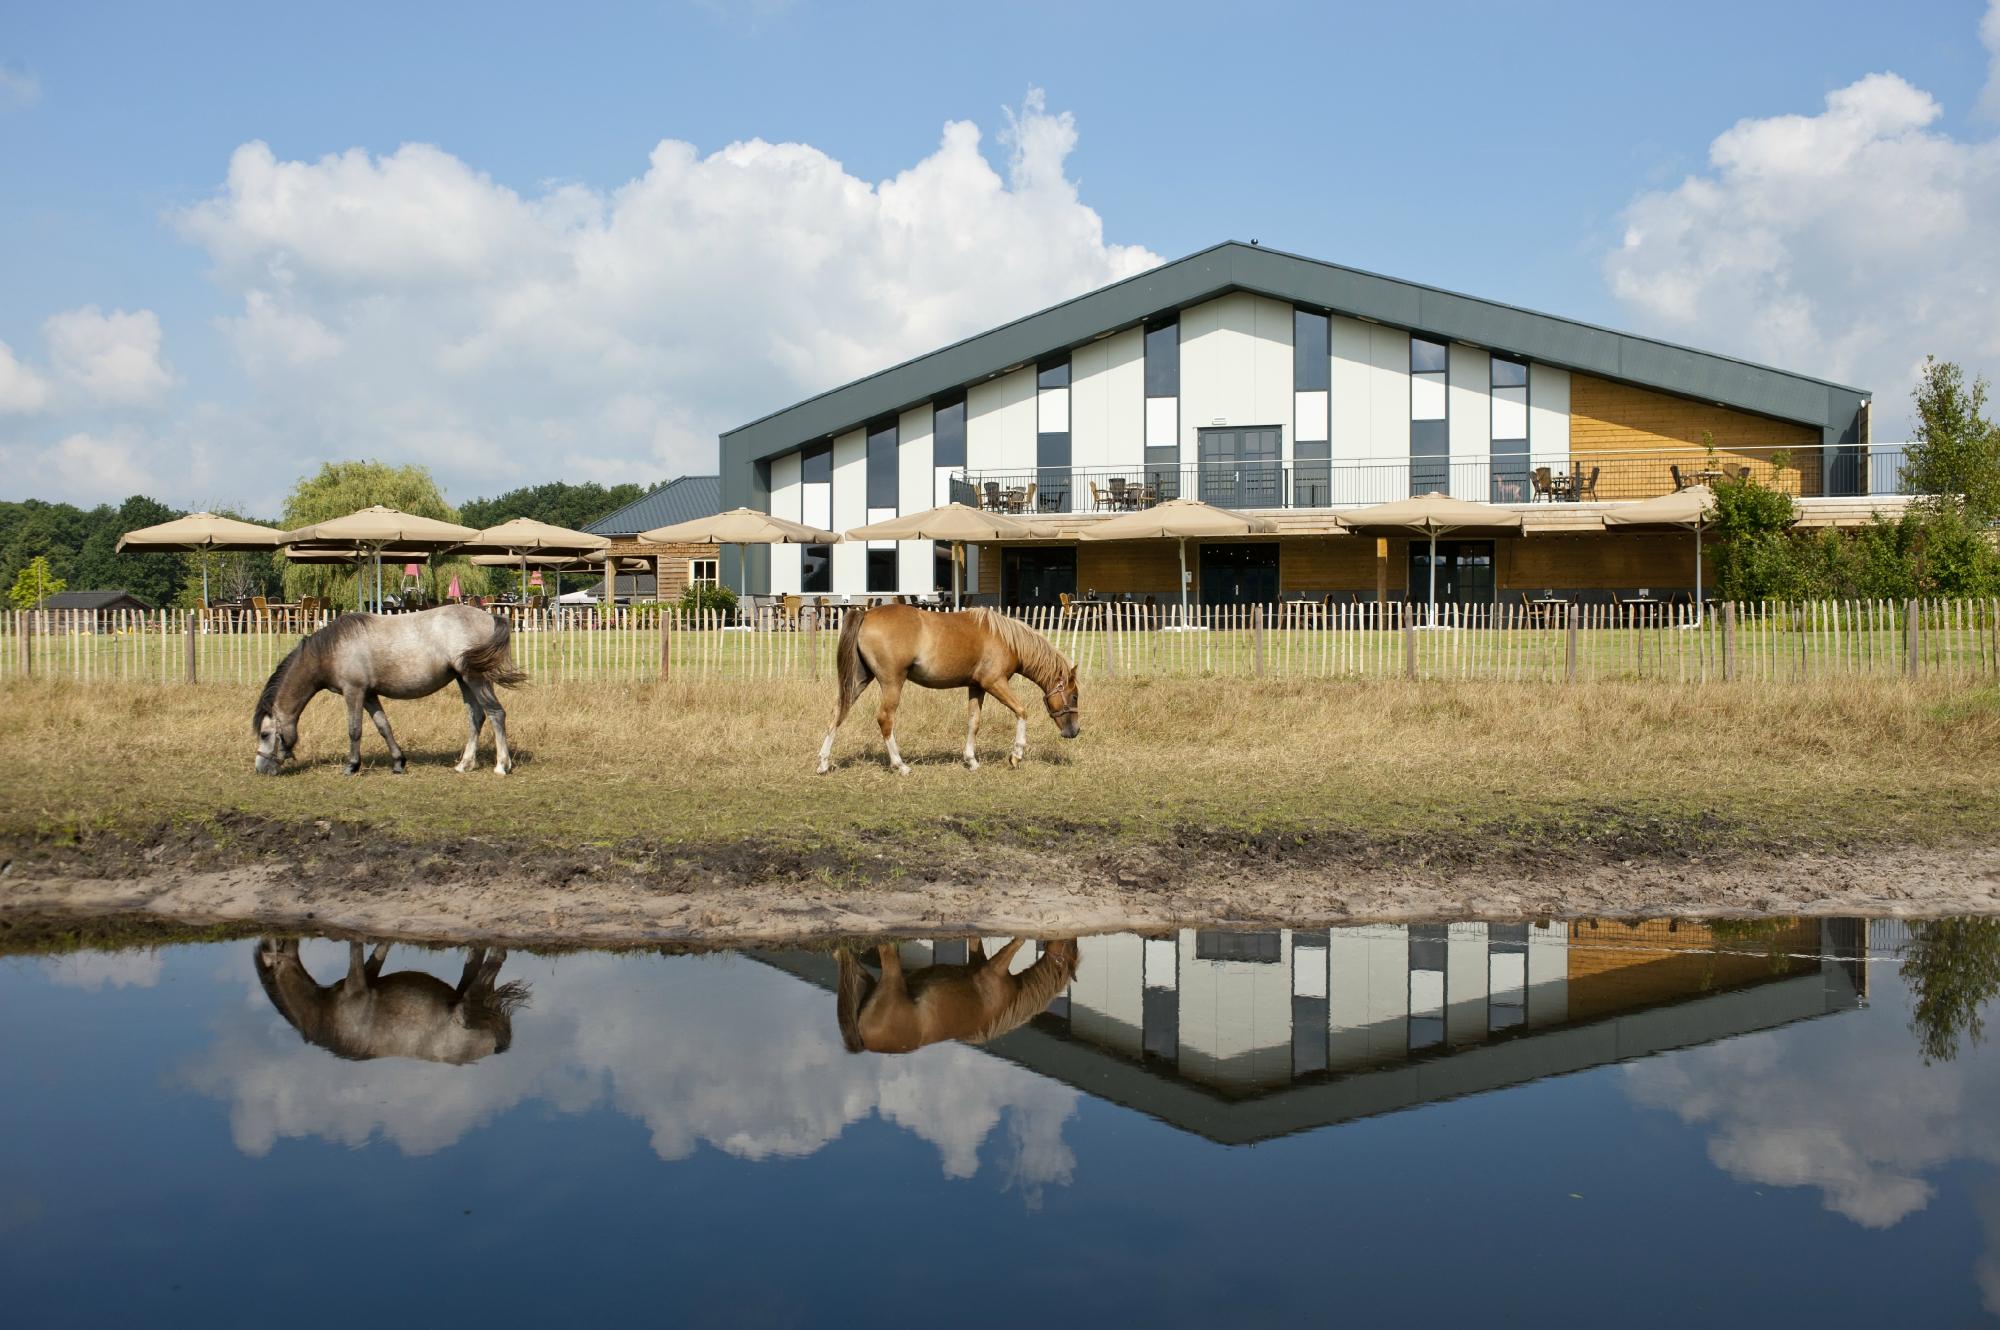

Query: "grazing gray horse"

xmin=253 ymin=604 xmax=526 ymax=776
xmin=254 ymin=937 xmax=529 ymax=1064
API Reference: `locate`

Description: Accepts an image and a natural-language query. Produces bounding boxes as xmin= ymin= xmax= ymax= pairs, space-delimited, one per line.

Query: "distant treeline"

xmin=0 ymin=478 xmax=661 ymax=609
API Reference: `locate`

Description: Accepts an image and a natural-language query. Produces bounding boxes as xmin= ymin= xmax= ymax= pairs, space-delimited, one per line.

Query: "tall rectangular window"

xmin=865 ymin=419 xmax=897 ymax=509
xmin=1410 ymin=337 xmax=1449 ymax=496
xmin=1294 ymin=309 xmax=1331 ymax=506
xmin=801 ymin=442 xmax=831 ymax=485
xmin=932 ymin=395 xmax=966 ymax=469
xmin=1490 ymin=357 xmax=1530 ymax=503
xmin=802 ymin=545 xmax=831 ymax=593
xmin=1145 ymin=317 xmax=1180 ymax=501
xmin=1037 ymin=355 xmax=1071 ymax=513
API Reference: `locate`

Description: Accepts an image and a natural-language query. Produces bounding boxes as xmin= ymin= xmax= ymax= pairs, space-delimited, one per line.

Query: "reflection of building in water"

xmin=759 ymin=919 xmax=1865 ymax=1145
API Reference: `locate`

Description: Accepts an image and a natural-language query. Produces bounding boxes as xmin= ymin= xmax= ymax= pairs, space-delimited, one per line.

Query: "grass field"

xmin=3 ymin=672 xmax=1996 ymax=858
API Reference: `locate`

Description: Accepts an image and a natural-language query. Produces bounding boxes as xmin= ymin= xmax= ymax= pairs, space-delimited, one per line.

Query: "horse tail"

xmin=836 ymin=606 xmax=872 ymax=711
xmin=462 ymin=614 xmax=529 ymax=689
xmin=835 ymin=949 xmax=876 ymax=1054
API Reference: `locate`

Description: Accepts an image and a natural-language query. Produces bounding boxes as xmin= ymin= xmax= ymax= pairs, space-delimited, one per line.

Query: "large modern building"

xmin=720 ymin=243 xmax=1906 ymax=608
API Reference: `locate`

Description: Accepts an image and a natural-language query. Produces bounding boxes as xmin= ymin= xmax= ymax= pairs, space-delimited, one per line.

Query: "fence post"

xmin=1722 ymin=603 xmax=1736 ymax=682
xmin=1252 ymin=604 xmax=1265 ymax=678
xmin=16 ymin=610 xmax=28 ymax=680
xmin=1906 ymin=599 xmax=1919 ymax=679
xmin=1104 ymin=604 xmax=1117 ymax=680
xmin=1402 ymin=605 xmax=1416 ymax=681
xmin=659 ymin=607 xmax=671 ymax=681
xmin=184 ymin=609 xmax=198 ymax=685
xmin=1564 ymin=605 xmax=1577 ymax=683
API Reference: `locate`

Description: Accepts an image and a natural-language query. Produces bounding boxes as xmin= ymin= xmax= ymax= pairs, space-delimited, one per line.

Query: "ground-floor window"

xmin=802 ymin=544 xmax=832 ymax=594
xmin=688 ymin=557 xmax=719 ymax=587
xmin=1001 ymin=546 xmax=1076 ymax=607
xmin=866 ymin=548 xmax=897 ymax=593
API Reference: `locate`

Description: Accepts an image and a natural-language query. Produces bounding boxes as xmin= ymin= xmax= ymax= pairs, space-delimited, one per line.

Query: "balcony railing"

xmin=951 ymin=446 xmax=1897 ymax=514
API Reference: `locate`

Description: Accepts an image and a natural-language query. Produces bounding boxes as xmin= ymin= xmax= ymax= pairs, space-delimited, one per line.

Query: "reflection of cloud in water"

xmin=179 ymin=943 xmax=1078 ymax=1191
xmin=42 ymin=950 xmax=164 ymax=990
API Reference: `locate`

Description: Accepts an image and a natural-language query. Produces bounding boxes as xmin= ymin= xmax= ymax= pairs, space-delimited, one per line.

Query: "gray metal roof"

xmin=720 ymin=240 xmax=1870 ymax=481
xmin=584 ymin=475 xmax=721 ymax=537
xmin=43 ymin=589 xmax=153 ymax=611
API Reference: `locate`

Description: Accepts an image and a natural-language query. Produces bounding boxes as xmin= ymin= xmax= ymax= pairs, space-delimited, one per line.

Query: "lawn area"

xmin=2 ymin=673 xmax=1996 ymax=858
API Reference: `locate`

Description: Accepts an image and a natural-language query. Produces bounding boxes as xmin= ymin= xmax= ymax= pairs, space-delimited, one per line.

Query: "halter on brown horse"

xmin=816 ymin=605 xmax=1079 ymax=775
xmin=836 ymin=938 xmax=1080 ymax=1054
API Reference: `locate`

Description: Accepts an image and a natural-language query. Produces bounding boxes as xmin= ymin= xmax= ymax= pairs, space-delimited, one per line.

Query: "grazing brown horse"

xmin=836 ymin=938 xmax=1080 ymax=1054
xmin=817 ymin=605 xmax=1079 ymax=775
xmin=252 ymin=604 xmax=526 ymax=776
xmin=254 ymin=937 xmax=529 ymax=1064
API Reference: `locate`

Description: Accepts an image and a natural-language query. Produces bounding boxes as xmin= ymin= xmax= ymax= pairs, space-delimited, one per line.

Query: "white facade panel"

xmin=830 ymin=427 xmax=866 ymax=594
xmin=967 ymin=366 xmax=1037 ymax=474
xmin=1411 ymin=373 xmax=1447 ymax=421
xmin=1144 ymin=937 xmax=1178 ymax=988
xmin=1492 ymin=386 xmax=1529 ymax=443
xmin=1145 ymin=396 xmax=1178 ymax=448
xmin=1179 ymin=293 xmax=1293 ymax=461
xmin=801 ymin=484 xmax=830 ymax=530
xmin=1446 ymin=929 xmax=1489 ymax=1046
xmin=768 ymin=451 xmax=803 ymax=594
xmin=1291 ymin=938 xmax=1328 ymax=998
xmin=1070 ymin=933 xmax=1144 ymax=1057
xmin=1368 ymin=325 xmax=1412 ymax=499
xmin=1529 ymin=363 xmax=1571 ymax=473
xmin=1448 ymin=342 xmax=1492 ymax=502
xmin=897 ymin=403 xmax=935 ymax=593
xmin=1527 ymin=924 xmax=1569 ymax=1027
xmin=1069 ymin=339 xmax=1112 ymax=469
xmin=1104 ymin=327 xmax=1145 ymax=467
xmin=1329 ymin=316 xmax=1374 ymax=500
xmin=1295 ymin=389 xmax=1329 ymax=443
xmin=1178 ymin=930 xmax=1293 ymax=1092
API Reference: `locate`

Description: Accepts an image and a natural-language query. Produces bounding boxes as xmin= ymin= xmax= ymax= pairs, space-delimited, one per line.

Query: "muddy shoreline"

xmin=2 ymin=814 xmax=1997 ymax=947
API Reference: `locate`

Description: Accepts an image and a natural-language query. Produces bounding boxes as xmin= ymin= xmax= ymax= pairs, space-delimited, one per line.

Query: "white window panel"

xmin=1292 ymin=945 xmax=1327 ymax=998
xmin=1144 ymin=936 xmax=1178 ymax=989
xmin=1038 ymin=386 xmax=1070 ymax=433
xmin=1411 ymin=372 xmax=1447 ymax=421
xmin=866 ymin=505 xmax=895 ymax=551
xmin=1294 ymin=389 xmax=1329 ymax=443
xmin=1409 ymin=969 xmax=1445 ymax=1018
xmin=933 ymin=467 xmax=957 ymax=507
xmin=1145 ymin=396 xmax=1178 ymax=448
xmin=801 ymin=483 xmax=831 ymax=531
xmin=1492 ymin=386 xmax=1528 ymax=441
xmin=1489 ymin=952 xmax=1526 ymax=1000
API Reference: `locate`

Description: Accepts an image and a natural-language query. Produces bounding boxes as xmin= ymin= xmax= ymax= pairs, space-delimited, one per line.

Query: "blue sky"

xmin=2 ymin=0 xmax=1997 ymax=512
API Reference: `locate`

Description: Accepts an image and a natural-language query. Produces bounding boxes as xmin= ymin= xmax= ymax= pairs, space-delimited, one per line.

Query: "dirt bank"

xmin=3 ymin=814 xmax=1997 ymax=948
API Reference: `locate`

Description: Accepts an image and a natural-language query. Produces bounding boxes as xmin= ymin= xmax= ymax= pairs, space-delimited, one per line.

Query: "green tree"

xmin=8 ymin=555 xmax=65 ymax=610
xmin=1905 ymin=357 xmax=2000 ymax=521
xmin=1902 ymin=917 xmax=2000 ymax=1064
xmin=457 ymin=480 xmax=652 ymax=533
xmin=278 ymin=460 xmax=488 ymax=607
xmin=1707 ymin=468 xmax=1801 ymax=601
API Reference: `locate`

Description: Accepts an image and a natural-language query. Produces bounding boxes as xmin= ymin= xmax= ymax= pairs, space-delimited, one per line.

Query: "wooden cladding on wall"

xmin=1569 ymin=373 xmax=1821 ymax=498
xmin=1500 ymin=533 xmax=1694 ymax=591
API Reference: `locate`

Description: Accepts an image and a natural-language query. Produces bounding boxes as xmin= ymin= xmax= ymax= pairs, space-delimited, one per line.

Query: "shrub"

xmin=677 ymin=583 xmax=738 ymax=615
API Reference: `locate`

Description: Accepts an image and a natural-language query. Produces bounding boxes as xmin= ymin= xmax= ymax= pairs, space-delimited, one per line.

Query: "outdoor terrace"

xmin=951 ymin=444 xmax=1906 ymax=515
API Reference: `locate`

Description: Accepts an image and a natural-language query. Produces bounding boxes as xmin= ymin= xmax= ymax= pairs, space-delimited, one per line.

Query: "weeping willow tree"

xmin=277 ymin=461 xmax=490 ymax=607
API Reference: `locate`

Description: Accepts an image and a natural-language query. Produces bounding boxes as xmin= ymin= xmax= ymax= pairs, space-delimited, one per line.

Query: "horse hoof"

xmin=965 ymin=759 xmax=979 ymax=771
xmin=895 ymin=764 xmax=912 ymax=776
xmin=1007 ymin=754 xmax=1022 ymax=769
xmin=391 ymin=762 xmax=406 ymax=775
xmin=816 ymin=763 xmax=831 ymax=775
xmin=342 ymin=763 xmax=360 ymax=776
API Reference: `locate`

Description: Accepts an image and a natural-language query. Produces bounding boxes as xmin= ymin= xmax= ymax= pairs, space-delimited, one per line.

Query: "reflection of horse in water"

xmin=255 ymin=938 xmax=529 ymax=1064
xmin=837 ymin=938 xmax=1079 ymax=1054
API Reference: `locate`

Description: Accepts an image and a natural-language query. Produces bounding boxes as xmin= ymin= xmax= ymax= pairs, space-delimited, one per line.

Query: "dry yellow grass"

xmin=1 ymin=675 xmax=1995 ymax=852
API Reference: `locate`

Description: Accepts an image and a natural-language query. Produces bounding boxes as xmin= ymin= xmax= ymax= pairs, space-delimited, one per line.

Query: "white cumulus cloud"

xmin=158 ymin=89 xmax=1156 ymax=509
xmin=0 ymin=340 xmax=51 ymax=413
xmin=43 ymin=306 xmax=176 ymax=406
xmin=42 ymin=950 xmax=165 ymax=991
xmin=1605 ymin=46 xmax=2000 ymax=437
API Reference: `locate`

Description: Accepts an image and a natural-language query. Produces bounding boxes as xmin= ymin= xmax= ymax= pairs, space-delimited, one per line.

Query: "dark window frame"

xmin=1144 ymin=317 xmax=1179 ymax=397
xmin=865 ymin=418 xmax=898 ymax=510
xmin=801 ymin=441 xmax=832 ymax=485
xmin=1293 ymin=308 xmax=1330 ymax=392
xmin=932 ymin=395 xmax=966 ymax=469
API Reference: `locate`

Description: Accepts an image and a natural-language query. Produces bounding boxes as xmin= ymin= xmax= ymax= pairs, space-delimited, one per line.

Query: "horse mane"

xmin=970 ymin=942 xmax=1080 ymax=1044
xmin=968 ymin=609 xmax=1073 ymax=690
xmin=250 ymin=613 xmax=372 ymax=732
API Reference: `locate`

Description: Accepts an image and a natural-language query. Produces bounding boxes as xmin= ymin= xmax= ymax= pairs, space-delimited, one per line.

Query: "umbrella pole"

xmin=952 ymin=542 xmax=962 ymax=611
xmin=1428 ymin=531 xmax=1438 ymax=627
xmin=201 ymin=553 xmax=209 ymax=609
xmin=1179 ymin=537 xmax=1190 ymax=626
xmin=1694 ymin=523 xmax=1703 ymax=627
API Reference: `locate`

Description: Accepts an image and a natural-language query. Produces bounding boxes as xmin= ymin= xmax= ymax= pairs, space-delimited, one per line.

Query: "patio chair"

xmin=1531 ymin=467 xmax=1554 ymax=502
xmin=1577 ymin=466 xmax=1600 ymax=501
xmin=1023 ymin=482 xmax=1038 ymax=513
xmin=781 ymin=593 xmax=801 ymax=628
xmin=1108 ymin=477 xmax=1129 ymax=509
xmin=1058 ymin=591 xmax=1074 ymax=620
xmin=983 ymin=481 xmax=1002 ymax=511
xmin=1088 ymin=480 xmax=1107 ymax=511
xmin=1670 ymin=463 xmax=1687 ymax=491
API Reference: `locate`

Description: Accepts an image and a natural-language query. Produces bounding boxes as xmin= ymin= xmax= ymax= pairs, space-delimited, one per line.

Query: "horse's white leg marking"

xmin=454 ymin=677 xmax=482 ymax=773
xmin=963 ymin=691 xmax=983 ymax=770
xmin=877 ymin=678 xmax=910 ymax=776
xmin=817 ymin=720 xmax=839 ymax=775
xmin=1012 ymin=716 xmax=1027 ymax=767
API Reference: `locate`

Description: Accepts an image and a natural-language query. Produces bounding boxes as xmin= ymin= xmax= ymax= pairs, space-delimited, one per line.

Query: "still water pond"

xmin=3 ymin=918 xmax=1998 ymax=1326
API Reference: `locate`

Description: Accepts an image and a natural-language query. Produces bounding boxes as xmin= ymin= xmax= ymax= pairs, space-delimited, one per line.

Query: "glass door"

xmin=1198 ymin=542 xmax=1279 ymax=606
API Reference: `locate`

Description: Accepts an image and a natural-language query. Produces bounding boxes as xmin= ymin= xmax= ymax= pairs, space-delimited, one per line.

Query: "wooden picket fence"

xmin=1 ymin=598 xmax=1996 ymax=687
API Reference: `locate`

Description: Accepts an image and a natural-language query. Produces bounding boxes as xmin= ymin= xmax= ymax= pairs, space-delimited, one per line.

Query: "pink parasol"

xmin=447 ymin=574 xmax=462 ymax=601
xmin=529 ymin=570 xmax=544 ymax=588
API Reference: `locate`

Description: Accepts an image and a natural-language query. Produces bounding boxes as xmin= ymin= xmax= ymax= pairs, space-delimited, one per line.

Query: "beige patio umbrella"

xmin=456 ymin=517 xmax=609 ymax=606
xmin=1077 ymin=498 xmax=1278 ymax=625
xmin=281 ymin=506 xmax=478 ymax=611
xmin=1339 ymin=492 xmax=1523 ymax=623
xmin=1602 ymin=483 xmax=1716 ymax=625
xmin=115 ymin=511 xmax=285 ymax=607
xmin=637 ymin=507 xmax=841 ymax=604
xmin=843 ymin=502 xmax=1043 ymax=609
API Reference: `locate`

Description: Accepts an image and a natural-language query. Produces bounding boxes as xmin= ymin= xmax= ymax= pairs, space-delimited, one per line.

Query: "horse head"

xmin=1044 ymin=667 xmax=1081 ymax=740
xmin=253 ymin=711 xmax=298 ymax=775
